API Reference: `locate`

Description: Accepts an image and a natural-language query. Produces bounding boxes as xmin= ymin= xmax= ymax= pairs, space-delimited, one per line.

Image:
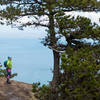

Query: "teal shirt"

xmin=7 ymin=60 xmax=12 ymax=69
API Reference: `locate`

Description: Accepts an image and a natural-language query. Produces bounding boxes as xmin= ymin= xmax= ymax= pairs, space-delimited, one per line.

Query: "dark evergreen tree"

xmin=60 ymin=45 xmax=100 ymax=100
xmin=0 ymin=1 xmax=100 ymax=98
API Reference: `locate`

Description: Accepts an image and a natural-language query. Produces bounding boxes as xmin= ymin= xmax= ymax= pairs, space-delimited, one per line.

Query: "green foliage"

xmin=1 ymin=5 xmax=21 ymax=21
xmin=56 ymin=15 xmax=100 ymax=39
xmin=32 ymin=82 xmax=51 ymax=100
xmin=0 ymin=63 xmax=17 ymax=78
xmin=33 ymin=46 xmax=100 ymax=100
xmin=32 ymin=82 xmax=40 ymax=92
xmin=59 ymin=47 xmax=100 ymax=100
xmin=0 ymin=0 xmax=100 ymax=21
xmin=0 ymin=63 xmax=6 ymax=77
xmin=10 ymin=73 xmax=18 ymax=78
xmin=1 ymin=1 xmax=100 ymax=100
xmin=61 ymin=0 xmax=98 ymax=10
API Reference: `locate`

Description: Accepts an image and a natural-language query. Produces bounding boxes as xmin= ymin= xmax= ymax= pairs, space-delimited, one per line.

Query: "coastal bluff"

xmin=0 ymin=77 xmax=37 ymax=100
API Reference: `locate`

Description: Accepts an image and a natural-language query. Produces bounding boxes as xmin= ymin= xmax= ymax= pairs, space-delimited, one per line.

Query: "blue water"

xmin=0 ymin=38 xmax=53 ymax=84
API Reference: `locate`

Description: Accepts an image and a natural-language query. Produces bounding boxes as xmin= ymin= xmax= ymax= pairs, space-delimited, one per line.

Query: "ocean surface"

xmin=0 ymin=38 xmax=53 ymax=84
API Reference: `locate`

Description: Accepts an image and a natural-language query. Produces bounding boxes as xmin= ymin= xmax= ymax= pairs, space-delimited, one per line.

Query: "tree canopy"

xmin=0 ymin=1 xmax=100 ymax=97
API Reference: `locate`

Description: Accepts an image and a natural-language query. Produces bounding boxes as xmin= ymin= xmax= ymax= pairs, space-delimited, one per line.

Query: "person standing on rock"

xmin=6 ymin=56 xmax=12 ymax=84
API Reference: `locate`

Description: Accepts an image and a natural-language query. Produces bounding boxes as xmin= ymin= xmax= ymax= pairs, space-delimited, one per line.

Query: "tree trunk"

xmin=47 ymin=5 xmax=61 ymax=100
xmin=50 ymin=50 xmax=60 ymax=100
xmin=52 ymin=50 xmax=60 ymax=86
xmin=48 ymin=9 xmax=60 ymax=86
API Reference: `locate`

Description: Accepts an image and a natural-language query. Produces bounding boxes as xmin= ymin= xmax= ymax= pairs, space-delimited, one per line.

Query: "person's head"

xmin=8 ymin=56 xmax=12 ymax=61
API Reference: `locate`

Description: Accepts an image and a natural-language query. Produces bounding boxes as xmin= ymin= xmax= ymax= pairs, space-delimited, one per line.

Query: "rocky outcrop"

xmin=0 ymin=77 xmax=37 ymax=100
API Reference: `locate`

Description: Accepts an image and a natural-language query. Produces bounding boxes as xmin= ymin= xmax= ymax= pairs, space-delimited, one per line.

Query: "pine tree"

xmin=60 ymin=45 xmax=100 ymax=100
xmin=0 ymin=0 xmax=100 ymax=92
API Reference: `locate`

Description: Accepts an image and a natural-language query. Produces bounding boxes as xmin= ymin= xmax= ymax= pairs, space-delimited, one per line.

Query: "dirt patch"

xmin=0 ymin=77 xmax=37 ymax=100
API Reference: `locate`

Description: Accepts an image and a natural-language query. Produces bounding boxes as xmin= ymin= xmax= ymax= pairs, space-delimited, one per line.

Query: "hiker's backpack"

xmin=4 ymin=60 xmax=7 ymax=67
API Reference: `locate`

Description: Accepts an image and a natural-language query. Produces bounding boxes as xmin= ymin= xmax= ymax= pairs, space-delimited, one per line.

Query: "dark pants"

xmin=6 ymin=69 xmax=11 ymax=83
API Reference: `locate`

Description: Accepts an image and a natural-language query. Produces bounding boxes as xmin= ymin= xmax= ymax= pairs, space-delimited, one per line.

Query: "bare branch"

xmin=22 ymin=22 xmax=49 ymax=28
xmin=48 ymin=46 xmax=65 ymax=53
xmin=20 ymin=12 xmax=49 ymax=16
